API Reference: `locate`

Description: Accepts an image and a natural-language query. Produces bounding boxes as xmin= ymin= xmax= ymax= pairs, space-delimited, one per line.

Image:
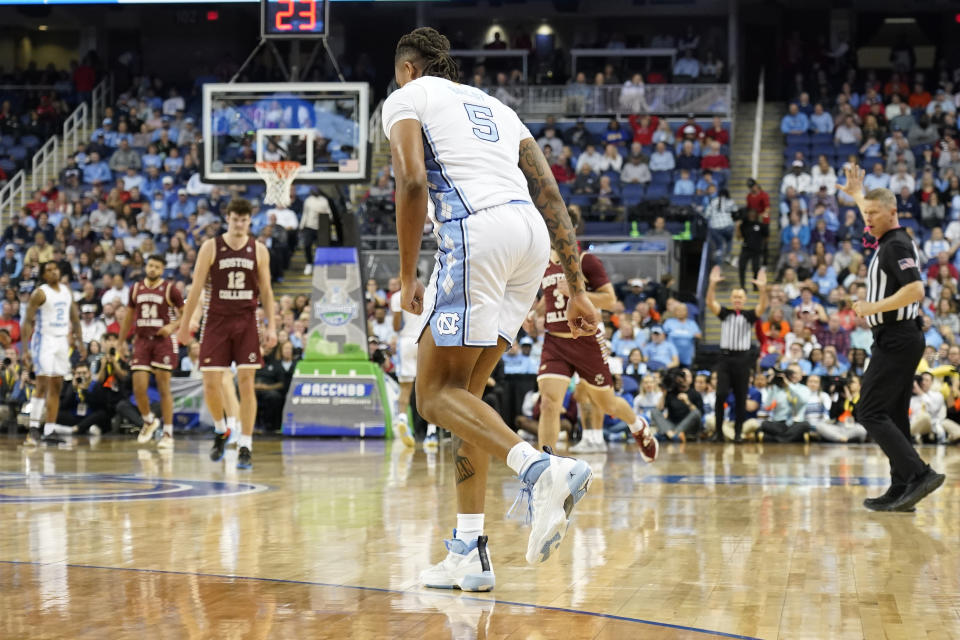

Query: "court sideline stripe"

xmin=0 ymin=560 xmax=763 ymax=640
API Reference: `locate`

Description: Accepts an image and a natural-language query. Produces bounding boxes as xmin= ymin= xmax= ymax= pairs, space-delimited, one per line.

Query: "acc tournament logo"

xmin=314 ymin=286 xmax=358 ymax=327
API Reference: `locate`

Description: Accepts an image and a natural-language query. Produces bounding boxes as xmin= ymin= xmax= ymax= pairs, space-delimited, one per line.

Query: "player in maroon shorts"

xmin=177 ymin=198 xmax=276 ymax=470
xmin=120 ymin=254 xmax=184 ymax=449
xmin=531 ymin=208 xmax=657 ymax=460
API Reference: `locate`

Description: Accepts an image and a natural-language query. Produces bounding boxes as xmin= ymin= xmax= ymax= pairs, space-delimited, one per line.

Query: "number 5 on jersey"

xmin=464 ymin=104 xmax=499 ymax=142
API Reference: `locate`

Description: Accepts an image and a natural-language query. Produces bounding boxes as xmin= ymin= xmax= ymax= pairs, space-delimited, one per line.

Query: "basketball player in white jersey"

xmin=385 ymin=27 xmax=598 ymax=591
xmin=390 ymin=273 xmax=419 ymax=448
xmin=22 ymin=261 xmax=81 ymax=446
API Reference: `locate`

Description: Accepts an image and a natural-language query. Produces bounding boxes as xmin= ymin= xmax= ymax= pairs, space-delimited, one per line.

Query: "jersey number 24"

xmin=464 ymin=104 xmax=499 ymax=143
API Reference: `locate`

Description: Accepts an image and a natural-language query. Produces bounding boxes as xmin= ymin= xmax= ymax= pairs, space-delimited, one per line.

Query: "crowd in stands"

xmin=529 ymin=114 xmax=731 ymax=224
xmin=0 ymin=56 xmax=101 ymax=182
xmin=0 ymin=73 xmax=352 ymax=434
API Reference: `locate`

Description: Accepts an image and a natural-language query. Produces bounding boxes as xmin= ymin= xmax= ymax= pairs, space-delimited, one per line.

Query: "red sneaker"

xmin=632 ymin=417 xmax=659 ymax=463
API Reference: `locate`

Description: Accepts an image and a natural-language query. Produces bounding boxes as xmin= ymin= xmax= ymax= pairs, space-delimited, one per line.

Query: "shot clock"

xmin=261 ymin=0 xmax=328 ymax=38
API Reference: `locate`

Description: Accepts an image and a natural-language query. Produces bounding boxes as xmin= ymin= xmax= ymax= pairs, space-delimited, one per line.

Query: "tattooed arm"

xmin=518 ymin=137 xmax=599 ymax=338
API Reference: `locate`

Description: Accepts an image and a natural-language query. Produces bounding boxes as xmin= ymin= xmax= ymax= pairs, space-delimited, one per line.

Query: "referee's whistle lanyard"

xmin=862 ymin=224 xmax=901 ymax=250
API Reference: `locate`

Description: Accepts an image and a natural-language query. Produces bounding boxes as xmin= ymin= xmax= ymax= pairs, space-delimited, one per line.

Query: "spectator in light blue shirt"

xmin=862 ymin=162 xmax=890 ymax=191
xmin=611 ymin=318 xmax=645 ymax=358
xmin=81 ymin=151 xmax=111 ymax=185
xmin=780 ymin=103 xmax=809 ymax=135
xmin=649 ymin=142 xmax=675 ymax=172
xmin=810 ymin=263 xmax=838 ymax=296
xmin=662 ymin=305 xmax=700 ymax=366
xmin=922 ymin=315 xmax=944 ymax=350
xmin=642 ymin=326 xmax=679 ymax=368
xmin=808 ymin=103 xmax=834 ymax=134
xmin=673 ymin=169 xmax=695 ymax=195
xmin=142 ymin=144 xmax=163 ymax=170
xmin=672 ymin=51 xmax=700 ymax=78
xmin=168 ymin=190 xmax=196 ymax=220
xmin=502 ymin=338 xmax=539 ymax=374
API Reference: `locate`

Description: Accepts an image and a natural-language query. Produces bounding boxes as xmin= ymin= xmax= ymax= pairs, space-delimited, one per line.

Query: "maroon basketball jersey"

xmin=131 ymin=279 xmax=183 ymax=339
xmin=206 ymin=234 xmax=259 ymax=317
xmin=541 ymin=252 xmax=610 ymax=334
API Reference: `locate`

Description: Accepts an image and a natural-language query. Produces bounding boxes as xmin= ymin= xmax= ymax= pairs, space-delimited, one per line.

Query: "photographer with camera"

xmin=758 ymin=364 xmax=813 ymax=443
xmin=54 ymin=363 xmax=102 ymax=435
xmin=86 ymin=339 xmax=143 ymax=434
xmin=651 ymin=367 xmax=704 ymax=442
xmin=706 ymin=264 xmax=768 ymax=443
xmin=812 ymin=375 xmax=868 ymax=443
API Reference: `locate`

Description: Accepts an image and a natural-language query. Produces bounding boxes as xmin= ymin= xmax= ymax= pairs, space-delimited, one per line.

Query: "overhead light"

xmin=38 ymin=25 xmax=48 ymax=31
xmin=884 ymin=18 xmax=916 ymax=25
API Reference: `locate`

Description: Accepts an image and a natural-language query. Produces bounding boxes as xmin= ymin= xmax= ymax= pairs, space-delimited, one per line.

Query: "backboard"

xmin=201 ymin=82 xmax=369 ymax=183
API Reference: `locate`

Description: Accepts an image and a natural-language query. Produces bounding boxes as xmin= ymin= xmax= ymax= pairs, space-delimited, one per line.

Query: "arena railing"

xmin=450 ymin=49 xmax=530 ymax=82
xmin=498 ymin=83 xmax=731 ymax=117
xmin=570 ymin=48 xmax=679 ymax=78
xmin=0 ymin=74 xmax=113 ymax=224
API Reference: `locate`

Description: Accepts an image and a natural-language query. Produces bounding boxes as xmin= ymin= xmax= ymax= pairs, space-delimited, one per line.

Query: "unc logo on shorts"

xmin=436 ymin=313 xmax=461 ymax=336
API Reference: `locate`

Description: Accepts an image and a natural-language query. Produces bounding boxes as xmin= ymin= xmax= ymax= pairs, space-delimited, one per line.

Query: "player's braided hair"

xmin=396 ymin=27 xmax=460 ymax=82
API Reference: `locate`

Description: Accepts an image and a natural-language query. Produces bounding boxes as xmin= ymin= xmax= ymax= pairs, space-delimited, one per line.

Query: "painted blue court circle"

xmin=0 ymin=472 xmax=270 ymax=503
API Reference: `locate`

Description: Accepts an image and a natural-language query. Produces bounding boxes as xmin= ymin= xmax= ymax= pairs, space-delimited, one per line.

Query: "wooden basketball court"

xmin=1 ymin=436 xmax=957 ymax=639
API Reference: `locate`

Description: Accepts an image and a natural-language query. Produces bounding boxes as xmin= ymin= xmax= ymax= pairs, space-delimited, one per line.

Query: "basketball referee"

xmin=705 ymin=264 xmax=767 ymax=442
xmin=840 ymin=166 xmax=944 ymax=512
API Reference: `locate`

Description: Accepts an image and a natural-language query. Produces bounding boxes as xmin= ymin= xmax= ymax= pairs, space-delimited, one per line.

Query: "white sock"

xmin=238 ymin=434 xmax=252 ymax=450
xmin=228 ymin=416 xmax=240 ymax=433
xmin=43 ymin=422 xmax=55 ymax=436
xmin=506 ymin=441 xmax=541 ymax=476
xmin=143 ymin=413 xmax=155 ymax=425
xmin=629 ymin=416 xmax=647 ymax=434
xmin=455 ymin=513 xmax=484 ymax=542
xmin=592 ymin=429 xmax=605 ymax=443
xmin=214 ymin=418 xmax=227 ymax=434
xmin=29 ymin=398 xmax=46 ymax=429
xmin=426 ymin=423 xmax=437 ymax=436
xmin=163 ymin=424 xmax=173 ymax=437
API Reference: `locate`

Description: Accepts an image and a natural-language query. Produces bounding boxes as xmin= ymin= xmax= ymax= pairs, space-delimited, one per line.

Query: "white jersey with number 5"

xmin=382 ymin=76 xmax=534 ymax=225
xmin=31 ymin=283 xmax=73 ymax=377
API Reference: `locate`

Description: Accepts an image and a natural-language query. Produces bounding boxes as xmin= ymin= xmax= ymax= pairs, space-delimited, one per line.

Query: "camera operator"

xmin=0 ymin=351 xmax=20 ymax=428
xmin=87 ymin=340 xmax=143 ymax=433
xmin=651 ymin=367 xmax=703 ymax=442
xmin=758 ymin=364 xmax=813 ymax=442
xmin=55 ymin=363 xmax=102 ymax=435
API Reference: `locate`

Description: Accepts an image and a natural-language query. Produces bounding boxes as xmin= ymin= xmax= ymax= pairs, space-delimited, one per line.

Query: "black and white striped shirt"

xmin=718 ymin=307 xmax=757 ymax=351
xmin=865 ymin=227 xmax=922 ymax=328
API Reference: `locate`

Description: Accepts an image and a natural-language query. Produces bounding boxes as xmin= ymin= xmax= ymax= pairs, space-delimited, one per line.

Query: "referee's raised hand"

xmin=750 ymin=267 xmax=767 ymax=289
xmin=839 ymin=165 xmax=865 ymax=199
xmin=709 ymin=265 xmax=724 ymax=283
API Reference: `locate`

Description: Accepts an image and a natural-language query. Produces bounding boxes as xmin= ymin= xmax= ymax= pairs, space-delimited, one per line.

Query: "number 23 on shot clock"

xmin=261 ymin=0 xmax=328 ymax=38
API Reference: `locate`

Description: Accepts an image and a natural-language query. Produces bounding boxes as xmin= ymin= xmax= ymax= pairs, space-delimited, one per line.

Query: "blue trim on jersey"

xmin=507 ymin=199 xmax=532 ymax=206
xmin=31 ymin=309 xmax=41 ymax=363
xmin=430 ymin=222 xmax=468 ymax=347
xmin=421 ymin=124 xmax=474 ymax=223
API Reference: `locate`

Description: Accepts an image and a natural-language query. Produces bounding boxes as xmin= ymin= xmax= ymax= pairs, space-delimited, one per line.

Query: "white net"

xmin=255 ymin=161 xmax=301 ymax=209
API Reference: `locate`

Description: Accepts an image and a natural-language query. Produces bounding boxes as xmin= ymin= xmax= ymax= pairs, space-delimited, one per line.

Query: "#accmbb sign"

xmin=283 ymin=372 xmax=387 ymax=437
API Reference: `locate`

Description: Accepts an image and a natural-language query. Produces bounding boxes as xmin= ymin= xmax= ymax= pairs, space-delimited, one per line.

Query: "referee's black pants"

xmin=714 ymin=349 xmax=753 ymax=438
xmin=856 ymin=320 xmax=930 ymax=487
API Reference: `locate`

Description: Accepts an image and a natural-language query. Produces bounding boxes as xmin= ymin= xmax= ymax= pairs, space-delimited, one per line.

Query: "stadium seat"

xmin=645 ymin=183 xmax=669 ymax=199
xmin=584 ymin=221 xmax=627 ymax=235
xmin=669 ymin=195 xmax=695 ymax=207
xmin=650 ymin=170 xmax=672 ymax=185
xmin=785 ymin=133 xmax=809 ymax=147
xmin=557 ymin=183 xmax=572 ymax=202
xmin=20 ymin=135 xmax=40 ymax=150
xmin=8 ymin=146 xmax=26 ymax=162
xmin=810 ymin=133 xmax=833 ymax=146
xmin=621 ymin=183 xmax=645 ymax=205
xmin=834 ymin=143 xmax=859 ymax=159
xmin=569 ymin=194 xmax=596 ymax=208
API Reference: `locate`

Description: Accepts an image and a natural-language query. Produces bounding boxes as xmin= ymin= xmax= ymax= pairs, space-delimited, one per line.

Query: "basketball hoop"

xmin=255 ymin=161 xmax=301 ymax=209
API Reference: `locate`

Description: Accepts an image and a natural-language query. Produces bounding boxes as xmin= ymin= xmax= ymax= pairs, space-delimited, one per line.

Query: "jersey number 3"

xmin=464 ymin=104 xmax=499 ymax=143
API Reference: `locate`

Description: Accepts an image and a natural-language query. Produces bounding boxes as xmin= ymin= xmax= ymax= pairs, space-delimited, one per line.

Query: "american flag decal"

xmin=898 ymin=257 xmax=916 ymax=270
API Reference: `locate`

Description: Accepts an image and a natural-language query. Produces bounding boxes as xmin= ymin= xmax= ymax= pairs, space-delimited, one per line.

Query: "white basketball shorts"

xmin=397 ymin=334 xmax=418 ymax=382
xmin=418 ymin=201 xmax=550 ymax=348
xmin=33 ymin=334 xmax=71 ymax=378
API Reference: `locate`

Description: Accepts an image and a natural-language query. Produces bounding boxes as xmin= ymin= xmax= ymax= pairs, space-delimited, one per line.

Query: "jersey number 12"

xmin=464 ymin=104 xmax=499 ymax=143
xmin=228 ymin=271 xmax=246 ymax=290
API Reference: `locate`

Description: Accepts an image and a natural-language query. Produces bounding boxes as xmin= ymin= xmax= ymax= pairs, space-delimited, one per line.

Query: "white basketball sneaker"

xmin=156 ymin=432 xmax=174 ymax=450
xmin=419 ymin=532 xmax=495 ymax=592
xmin=394 ymin=414 xmax=415 ymax=448
xmin=519 ymin=449 xmax=593 ymax=565
xmin=137 ymin=416 xmax=160 ymax=444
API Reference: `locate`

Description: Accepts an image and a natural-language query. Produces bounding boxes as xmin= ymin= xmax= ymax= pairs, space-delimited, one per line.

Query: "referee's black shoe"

xmin=877 ymin=470 xmax=945 ymax=512
xmin=863 ymin=484 xmax=906 ymax=511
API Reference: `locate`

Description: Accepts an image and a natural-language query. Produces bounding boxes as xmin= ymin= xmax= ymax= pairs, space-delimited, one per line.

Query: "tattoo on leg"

xmin=452 ymin=435 xmax=476 ymax=485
